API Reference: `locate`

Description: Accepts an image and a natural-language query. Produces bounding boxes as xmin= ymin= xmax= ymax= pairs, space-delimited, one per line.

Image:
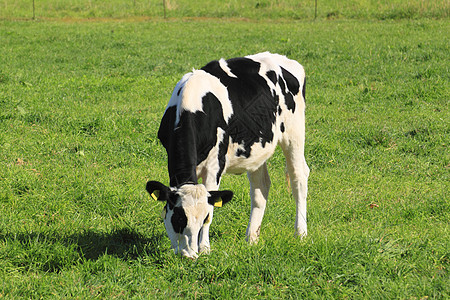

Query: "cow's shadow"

xmin=67 ymin=227 xmax=166 ymax=261
xmin=0 ymin=227 xmax=167 ymax=272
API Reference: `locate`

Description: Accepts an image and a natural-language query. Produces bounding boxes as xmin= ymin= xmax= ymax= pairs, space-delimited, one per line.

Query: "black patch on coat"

xmin=285 ymin=93 xmax=295 ymax=113
xmin=266 ymin=70 xmax=277 ymax=85
xmin=278 ymin=106 xmax=282 ymax=115
xmin=281 ymin=67 xmax=300 ymax=95
xmin=167 ymin=193 xmax=178 ymax=210
xmin=158 ymin=106 xmax=198 ymax=186
xmin=202 ymin=57 xmax=278 ymax=158
xmin=217 ymin=139 xmax=228 ymax=184
xmin=278 ymin=75 xmax=296 ymax=113
xmin=235 ymin=148 xmax=245 ymax=157
xmin=280 ymin=122 xmax=285 ymax=133
xmin=196 ymin=92 xmax=228 ymax=164
xmin=171 ymin=206 xmax=187 ymax=233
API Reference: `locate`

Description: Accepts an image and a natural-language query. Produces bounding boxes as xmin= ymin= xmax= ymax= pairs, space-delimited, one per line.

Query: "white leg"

xmin=198 ymin=210 xmax=213 ymax=254
xmin=198 ymin=173 xmax=219 ymax=254
xmin=282 ymin=144 xmax=310 ymax=237
xmin=246 ymin=162 xmax=271 ymax=244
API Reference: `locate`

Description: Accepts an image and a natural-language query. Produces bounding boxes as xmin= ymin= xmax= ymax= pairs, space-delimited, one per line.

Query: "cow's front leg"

xmin=246 ymin=163 xmax=271 ymax=244
xmin=198 ymin=210 xmax=213 ymax=254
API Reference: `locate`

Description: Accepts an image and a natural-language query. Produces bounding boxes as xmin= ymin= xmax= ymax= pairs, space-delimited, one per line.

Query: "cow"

xmin=146 ymin=52 xmax=309 ymax=258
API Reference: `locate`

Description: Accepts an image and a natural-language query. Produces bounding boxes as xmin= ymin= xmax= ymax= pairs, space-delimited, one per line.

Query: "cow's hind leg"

xmin=281 ymin=142 xmax=310 ymax=237
xmin=246 ymin=162 xmax=271 ymax=244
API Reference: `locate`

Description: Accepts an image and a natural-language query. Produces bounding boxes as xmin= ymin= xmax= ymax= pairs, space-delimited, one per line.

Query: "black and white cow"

xmin=147 ymin=52 xmax=309 ymax=258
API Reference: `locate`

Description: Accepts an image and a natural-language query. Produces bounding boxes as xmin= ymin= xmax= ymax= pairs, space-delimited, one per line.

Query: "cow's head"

xmin=146 ymin=181 xmax=233 ymax=258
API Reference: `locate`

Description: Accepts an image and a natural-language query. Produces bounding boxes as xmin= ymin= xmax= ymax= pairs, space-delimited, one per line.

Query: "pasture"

xmin=0 ymin=7 xmax=449 ymax=299
xmin=1 ymin=0 xmax=449 ymax=20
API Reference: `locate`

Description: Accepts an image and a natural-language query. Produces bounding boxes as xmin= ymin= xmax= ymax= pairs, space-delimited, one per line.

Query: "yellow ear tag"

xmin=151 ymin=190 xmax=160 ymax=201
xmin=214 ymin=199 xmax=223 ymax=208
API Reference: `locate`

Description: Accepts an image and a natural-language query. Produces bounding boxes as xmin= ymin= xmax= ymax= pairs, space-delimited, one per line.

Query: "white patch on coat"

xmin=177 ymin=184 xmax=208 ymax=207
xmin=225 ymin=123 xmax=282 ymax=174
xmin=171 ymin=70 xmax=234 ymax=125
xmin=219 ymin=58 xmax=237 ymax=78
xmin=166 ymin=72 xmax=192 ymax=110
xmin=197 ymin=127 xmax=226 ymax=189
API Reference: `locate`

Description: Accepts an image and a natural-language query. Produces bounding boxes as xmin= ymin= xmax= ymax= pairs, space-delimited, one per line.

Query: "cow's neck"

xmin=167 ymin=113 xmax=199 ymax=187
xmin=169 ymin=172 xmax=197 ymax=187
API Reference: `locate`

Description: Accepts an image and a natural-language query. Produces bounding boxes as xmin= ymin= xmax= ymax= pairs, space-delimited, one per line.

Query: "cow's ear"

xmin=146 ymin=181 xmax=171 ymax=201
xmin=208 ymin=190 xmax=233 ymax=207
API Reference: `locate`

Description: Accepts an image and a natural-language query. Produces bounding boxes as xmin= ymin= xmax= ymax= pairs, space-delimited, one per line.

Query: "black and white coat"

xmin=147 ymin=52 xmax=309 ymax=258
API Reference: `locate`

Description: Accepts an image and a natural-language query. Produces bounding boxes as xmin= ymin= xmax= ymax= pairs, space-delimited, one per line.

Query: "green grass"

xmin=0 ymin=15 xmax=449 ymax=298
xmin=1 ymin=0 xmax=449 ymax=20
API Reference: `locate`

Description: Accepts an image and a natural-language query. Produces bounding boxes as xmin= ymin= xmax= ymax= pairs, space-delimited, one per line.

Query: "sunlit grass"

xmin=0 ymin=17 xmax=448 ymax=298
xmin=1 ymin=0 xmax=449 ymax=20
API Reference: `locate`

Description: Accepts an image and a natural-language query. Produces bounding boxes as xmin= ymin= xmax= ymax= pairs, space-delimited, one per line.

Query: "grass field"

xmin=1 ymin=0 xmax=449 ymax=20
xmin=0 ymin=6 xmax=449 ymax=299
